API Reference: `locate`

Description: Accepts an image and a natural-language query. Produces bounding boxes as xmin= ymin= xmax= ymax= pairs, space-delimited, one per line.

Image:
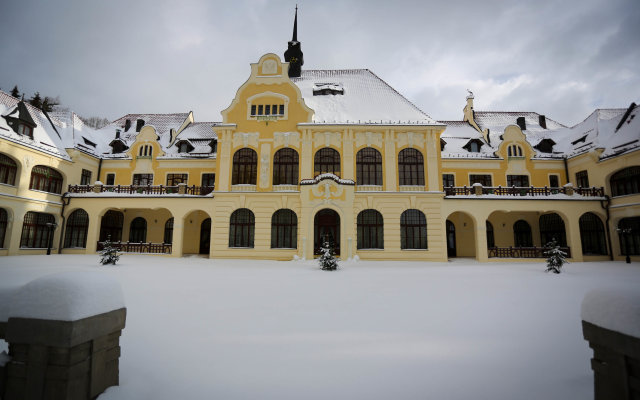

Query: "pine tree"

xmin=99 ymin=236 xmax=120 ymax=265
xmin=544 ymin=239 xmax=567 ymax=274
xmin=29 ymin=92 xmax=43 ymax=109
xmin=42 ymin=96 xmax=60 ymax=112
xmin=10 ymin=85 xmax=20 ymax=98
xmin=319 ymin=241 xmax=338 ymax=271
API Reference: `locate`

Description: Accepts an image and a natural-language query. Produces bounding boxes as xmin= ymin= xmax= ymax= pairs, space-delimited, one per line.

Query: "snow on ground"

xmin=1 ymin=255 xmax=638 ymax=400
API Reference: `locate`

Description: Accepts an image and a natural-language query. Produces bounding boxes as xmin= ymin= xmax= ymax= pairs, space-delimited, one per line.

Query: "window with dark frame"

xmin=99 ymin=210 xmax=123 ymax=242
xmin=29 ymin=165 xmax=63 ymax=194
xmin=539 ymin=213 xmax=567 ymax=246
xmin=398 ymin=148 xmax=425 ymax=186
xmin=80 ymin=169 xmax=92 ymax=186
xmin=132 ymin=174 xmax=153 ymax=186
xmin=549 ymin=175 xmax=559 ymax=187
xmin=514 ymin=220 xmax=533 ymax=247
xmin=64 ymin=209 xmax=89 ymax=248
xmin=610 ymin=166 xmax=640 ymax=197
xmin=0 ymin=154 xmax=17 ymax=186
xmin=0 ymin=208 xmax=7 ymax=248
xmin=17 ymin=124 xmax=33 ymax=139
xmin=229 ymin=208 xmax=255 ymax=248
xmin=166 ymin=173 xmax=188 ymax=186
xmin=576 ymin=170 xmax=589 ymax=188
xmin=400 ymin=209 xmax=427 ymax=250
xmin=20 ymin=212 xmax=55 ymax=248
xmin=469 ymin=174 xmax=492 ymax=186
xmin=271 ymin=209 xmax=297 ymax=249
xmin=356 ymin=148 xmax=382 ymax=186
xmin=201 ymin=173 xmax=216 ymax=187
xmin=314 ymin=148 xmax=341 ymax=177
xmin=486 ymin=221 xmax=495 ymax=248
xmin=273 ymin=148 xmax=299 ymax=185
xmin=106 ymin=173 xmax=115 ymax=185
xmin=129 ymin=217 xmax=147 ymax=243
xmin=506 ymin=175 xmax=529 ymax=187
xmin=442 ymin=174 xmax=455 ymax=188
xmin=357 ymin=209 xmax=384 ymax=249
xmin=164 ymin=218 xmax=174 ymax=244
xmin=618 ymin=217 xmax=640 ymax=255
xmin=579 ymin=212 xmax=607 ymax=255
xmin=232 ymin=148 xmax=258 ymax=185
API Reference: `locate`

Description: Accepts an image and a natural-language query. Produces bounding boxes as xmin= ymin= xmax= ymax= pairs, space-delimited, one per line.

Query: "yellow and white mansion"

xmin=0 ymin=21 xmax=638 ymax=262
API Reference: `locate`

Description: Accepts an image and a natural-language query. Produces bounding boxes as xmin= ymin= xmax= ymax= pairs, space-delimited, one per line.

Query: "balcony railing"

xmin=488 ymin=246 xmax=571 ymax=258
xmin=97 ymin=241 xmax=172 ymax=254
xmin=444 ymin=185 xmax=605 ymax=197
xmin=68 ymin=184 xmax=214 ymax=196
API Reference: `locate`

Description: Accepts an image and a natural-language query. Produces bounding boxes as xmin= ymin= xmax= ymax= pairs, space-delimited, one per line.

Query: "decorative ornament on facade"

xmin=23 ymin=155 xmax=34 ymax=169
xmin=274 ymin=131 xmax=300 ymax=148
xmin=233 ymin=132 xmax=260 ymax=148
xmin=262 ymin=60 xmax=277 ymax=75
xmin=260 ymin=153 xmax=269 ymax=183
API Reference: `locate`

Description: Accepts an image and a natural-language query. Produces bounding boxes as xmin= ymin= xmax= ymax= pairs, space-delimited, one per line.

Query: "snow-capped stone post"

xmin=178 ymin=182 xmax=187 ymax=194
xmin=581 ymin=289 xmax=640 ymax=400
xmin=563 ymin=182 xmax=574 ymax=196
xmin=0 ymin=272 xmax=126 ymax=400
xmin=473 ymin=182 xmax=483 ymax=196
xmin=92 ymin=181 xmax=103 ymax=193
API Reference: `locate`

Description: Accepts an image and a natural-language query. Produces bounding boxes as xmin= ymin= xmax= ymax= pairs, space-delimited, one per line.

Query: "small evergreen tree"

xmin=99 ymin=236 xmax=120 ymax=265
xmin=319 ymin=241 xmax=338 ymax=271
xmin=544 ymin=239 xmax=567 ymax=274
xmin=10 ymin=85 xmax=20 ymax=98
xmin=29 ymin=92 xmax=43 ymax=109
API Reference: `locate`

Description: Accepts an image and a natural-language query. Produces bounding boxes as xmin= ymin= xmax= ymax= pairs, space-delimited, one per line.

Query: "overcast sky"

xmin=1 ymin=0 xmax=638 ymax=126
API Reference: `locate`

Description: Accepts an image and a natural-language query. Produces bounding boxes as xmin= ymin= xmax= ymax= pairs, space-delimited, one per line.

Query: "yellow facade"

xmin=0 ymin=53 xmax=638 ymax=262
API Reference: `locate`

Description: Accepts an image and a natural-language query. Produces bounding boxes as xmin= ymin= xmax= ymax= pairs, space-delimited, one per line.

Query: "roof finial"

xmin=466 ymin=89 xmax=474 ymax=99
xmin=292 ymin=4 xmax=298 ymax=42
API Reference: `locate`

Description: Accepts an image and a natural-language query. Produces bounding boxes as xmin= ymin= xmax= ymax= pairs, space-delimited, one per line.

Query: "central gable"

xmin=221 ymin=53 xmax=314 ymax=133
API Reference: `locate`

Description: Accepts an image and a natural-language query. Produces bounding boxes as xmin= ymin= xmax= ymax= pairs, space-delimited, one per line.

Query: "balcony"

xmin=489 ymin=246 xmax=572 ymax=258
xmin=68 ymin=184 xmax=214 ymax=196
xmin=97 ymin=241 xmax=172 ymax=254
xmin=444 ymin=185 xmax=605 ymax=198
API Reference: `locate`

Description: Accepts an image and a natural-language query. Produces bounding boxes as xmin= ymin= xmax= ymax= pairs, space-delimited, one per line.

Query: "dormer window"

xmin=3 ymin=101 xmax=37 ymax=139
xmin=507 ymin=144 xmax=524 ymax=158
xmin=109 ymin=139 xmax=128 ymax=154
xmin=313 ymin=83 xmax=344 ymax=96
xmin=440 ymin=139 xmax=447 ymax=152
xmin=179 ymin=142 xmax=190 ymax=153
xmin=210 ymin=140 xmax=217 ymax=153
xmin=463 ymin=139 xmax=483 ymax=153
xmin=17 ymin=123 xmax=33 ymax=139
xmin=534 ymin=139 xmax=555 ymax=153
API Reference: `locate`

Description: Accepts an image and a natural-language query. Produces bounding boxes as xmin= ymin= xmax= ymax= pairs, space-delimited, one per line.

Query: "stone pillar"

xmin=170 ymin=212 xmax=186 ymax=257
xmin=300 ymin=130 xmax=313 ymax=179
xmin=7 ymin=210 xmax=25 ymax=255
xmin=473 ymin=183 xmax=483 ymax=196
xmin=85 ymin=212 xmax=102 ymax=254
xmin=566 ymin=214 xmax=584 ymax=262
xmin=473 ymin=211 xmax=490 ymax=262
xmin=177 ymin=183 xmax=186 ymax=195
xmin=564 ymin=183 xmax=574 ymax=196
xmin=384 ymin=130 xmax=396 ymax=191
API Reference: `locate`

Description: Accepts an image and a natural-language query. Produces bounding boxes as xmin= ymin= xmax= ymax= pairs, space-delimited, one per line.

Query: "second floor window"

xmin=356 ymin=147 xmax=382 ymax=186
xmin=314 ymin=148 xmax=341 ymax=177
xmin=133 ymin=174 xmax=153 ymax=186
xmin=507 ymin=175 xmax=529 ymax=187
xmin=167 ymin=173 xmax=188 ymax=186
xmin=30 ymin=165 xmax=63 ymax=194
xmin=81 ymin=169 xmax=92 ymax=185
xmin=0 ymin=153 xmax=17 ymax=186
xmin=576 ymin=170 xmax=589 ymax=188
xmin=202 ymin=173 xmax=216 ymax=187
xmin=232 ymin=148 xmax=258 ymax=185
xmin=106 ymin=173 xmax=115 ymax=185
xmin=469 ymin=174 xmax=492 ymax=187
xmin=610 ymin=166 xmax=640 ymax=197
xmin=273 ymin=148 xmax=299 ymax=185
xmin=398 ymin=148 xmax=424 ymax=186
xmin=442 ymin=174 xmax=455 ymax=188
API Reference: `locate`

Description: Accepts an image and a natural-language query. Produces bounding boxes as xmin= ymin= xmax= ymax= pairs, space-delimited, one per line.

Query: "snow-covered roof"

xmin=163 ymin=122 xmax=218 ymax=158
xmin=49 ymin=110 xmax=107 ymax=156
xmin=439 ymin=121 xmax=497 ymax=159
xmin=0 ymin=91 xmax=71 ymax=160
xmin=292 ymin=70 xmax=440 ymax=125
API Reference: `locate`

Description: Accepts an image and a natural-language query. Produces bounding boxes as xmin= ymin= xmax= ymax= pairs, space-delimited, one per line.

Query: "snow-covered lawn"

xmin=1 ymin=255 xmax=638 ymax=400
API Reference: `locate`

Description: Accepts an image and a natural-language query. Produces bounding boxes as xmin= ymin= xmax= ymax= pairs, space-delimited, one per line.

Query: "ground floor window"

xmin=271 ymin=209 xmax=297 ymax=248
xmin=618 ymin=217 xmax=640 ymax=255
xmin=486 ymin=221 xmax=495 ymax=248
xmin=357 ymin=209 xmax=384 ymax=249
xmin=514 ymin=220 xmax=533 ymax=247
xmin=539 ymin=213 xmax=566 ymax=246
xmin=129 ymin=217 xmax=147 ymax=243
xmin=229 ymin=208 xmax=254 ymax=248
xmin=64 ymin=209 xmax=89 ymax=248
xmin=20 ymin=212 xmax=55 ymax=248
xmin=164 ymin=218 xmax=174 ymax=244
xmin=400 ymin=209 xmax=427 ymax=250
xmin=100 ymin=210 xmax=124 ymax=242
xmin=0 ymin=208 xmax=7 ymax=248
xmin=579 ymin=212 xmax=607 ymax=255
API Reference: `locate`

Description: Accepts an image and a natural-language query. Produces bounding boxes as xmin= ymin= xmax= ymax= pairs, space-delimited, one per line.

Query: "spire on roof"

xmin=284 ymin=5 xmax=304 ymax=78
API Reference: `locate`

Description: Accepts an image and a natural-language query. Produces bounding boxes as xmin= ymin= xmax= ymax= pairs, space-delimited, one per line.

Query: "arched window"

xmin=618 ymin=217 xmax=640 ymax=256
xmin=398 ymin=149 xmax=424 ymax=186
xmin=357 ymin=209 xmax=384 ymax=249
xmin=164 ymin=218 xmax=174 ymax=244
xmin=610 ymin=166 xmax=640 ymax=197
xmin=0 ymin=154 xmax=17 ymax=186
xmin=508 ymin=144 xmax=523 ymax=158
xmin=129 ymin=217 xmax=147 ymax=243
xmin=579 ymin=213 xmax=607 ymax=255
xmin=486 ymin=221 xmax=495 ymax=248
xmin=64 ymin=209 xmax=89 ymax=248
xmin=273 ymin=148 xmax=299 ymax=185
xmin=271 ymin=209 xmax=297 ymax=248
xmin=514 ymin=220 xmax=532 ymax=247
xmin=400 ymin=209 xmax=427 ymax=249
xmin=356 ymin=148 xmax=382 ymax=186
xmin=20 ymin=212 xmax=55 ymax=248
xmin=539 ymin=213 xmax=567 ymax=246
xmin=314 ymin=148 xmax=341 ymax=176
xmin=232 ymin=148 xmax=258 ymax=185
xmin=0 ymin=208 xmax=7 ymax=248
xmin=100 ymin=210 xmax=124 ymax=242
xmin=29 ymin=165 xmax=63 ymax=194
xmin=229 ymin=208 xmax=255 ymax=248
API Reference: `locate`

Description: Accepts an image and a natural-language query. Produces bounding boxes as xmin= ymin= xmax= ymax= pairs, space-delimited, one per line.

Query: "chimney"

xmin=136 ymin=119 xmax=145 ymax=132
xmin=539 ymin=115 xmax=547 ymax=129
xmin=516 ymin=116 xmax=526 ymax=131
xmin=115 ymin=129 xmax=121 ymax=139
xmin=124 ymin=119 xmax=131 ymax=131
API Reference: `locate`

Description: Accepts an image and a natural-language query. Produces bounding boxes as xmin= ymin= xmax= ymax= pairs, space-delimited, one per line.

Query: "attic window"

xmin=110 ymin=140 xmax=128 ymax=154
xmin=178 ymin=141 xmax=194 ymax=154
xmin=82 ymin=137 xmax=97 ymax=148
xmin=136 ymin=119 xmax=145 ymax=132
xmin=534 ymin=139 xmax=555 ymax=153
xmin=250 ymin=104 xmax=285 ymax=117
xmin=440 ymin=139 xmax=447 ymax=152
xmin=17 ymin=123 xmax=33 ymax=139
xmin=313 ymin=83 xmax=344 ymax=96
xmin=507 ymin=144 xmax=524 ymax=158
xmin=463 ymin=139 xmax=483 ymax=153
xmin=210 ymin=140 xmax=217 ymax=153
xmin=571 ymin=135 xmax=587 ymax=145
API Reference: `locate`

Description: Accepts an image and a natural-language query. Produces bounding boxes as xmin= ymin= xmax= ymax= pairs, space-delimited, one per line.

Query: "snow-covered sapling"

xmin=99 ymin=236 xmax=120 ymax=265
xmin=544 ymin=239 xmax=567 ymax=274
xmin=319 ymin=241 xmax=338 ymax=271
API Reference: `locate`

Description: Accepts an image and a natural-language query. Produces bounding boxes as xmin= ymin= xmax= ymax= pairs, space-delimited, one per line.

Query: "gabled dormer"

xmin=109 ymin=129 xmax=129 ymax=153
xmin=176 ymin=139 xmax=194 ymax=154
xmin=3 ymin=101 xmax=37 ymax=139
xmin=463 ymin=138 xmax=484 ymax=153
xmin=534 ymin=138 xmax=556 ymax=153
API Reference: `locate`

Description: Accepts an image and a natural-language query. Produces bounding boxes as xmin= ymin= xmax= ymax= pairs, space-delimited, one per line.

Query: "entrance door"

xmin=446 ymin=220 xmax=456 ymax=257
xmin=314 ymin=209 xmax=340 ymax=255
xmin=199 ymin=218 xmax=211 ymax=255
